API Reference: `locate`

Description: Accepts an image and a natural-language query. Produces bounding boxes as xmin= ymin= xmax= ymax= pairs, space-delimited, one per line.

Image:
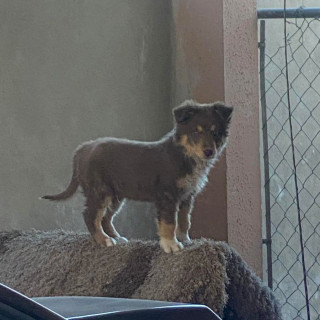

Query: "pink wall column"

xmin=224 ymin=0 xmax=262 ymax=276
xmin=172 ymin=0 xmax=262 ymax=276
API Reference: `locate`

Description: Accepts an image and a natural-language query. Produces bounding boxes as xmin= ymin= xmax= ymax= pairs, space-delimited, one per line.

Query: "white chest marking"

xmin=178 ymin=159 xmax=216 ymax=197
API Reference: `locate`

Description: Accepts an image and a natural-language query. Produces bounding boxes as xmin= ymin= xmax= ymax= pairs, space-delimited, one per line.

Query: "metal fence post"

xmin=259 ymin=19 xmax=273 ymax=290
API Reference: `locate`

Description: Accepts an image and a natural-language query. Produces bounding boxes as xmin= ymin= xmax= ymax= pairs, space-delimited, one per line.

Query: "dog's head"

xmin=173 ymin=100 xmax=233 ymax=161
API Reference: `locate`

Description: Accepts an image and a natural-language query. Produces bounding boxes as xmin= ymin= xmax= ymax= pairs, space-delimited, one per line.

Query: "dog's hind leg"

xmin=101 ymin=198 xmax=128 ymax=243
xmin=156 ymin=200 xmax=183 ymax=253
xmin=176 ymin=197 xmax=194 ymax=244
xmin=83 ymin=192 xmax=116 ymax=247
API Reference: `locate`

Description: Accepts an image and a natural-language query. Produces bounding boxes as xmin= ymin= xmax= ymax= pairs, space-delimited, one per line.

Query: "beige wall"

xmin=172 ymin=0 xmax=262 ymax=275
xmin=224 ymin=0 xmax=262 ymax=276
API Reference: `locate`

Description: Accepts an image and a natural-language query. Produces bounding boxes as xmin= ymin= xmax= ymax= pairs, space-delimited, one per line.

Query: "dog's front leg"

xmin=156 ymin=201 xmax=183 ymax=253
xmin=176 ymin=196 xmax=194 ymax=244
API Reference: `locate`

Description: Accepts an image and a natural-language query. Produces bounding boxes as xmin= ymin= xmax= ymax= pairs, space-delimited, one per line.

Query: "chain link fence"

xmin=258 ymin=8 xmax=320 ymax=320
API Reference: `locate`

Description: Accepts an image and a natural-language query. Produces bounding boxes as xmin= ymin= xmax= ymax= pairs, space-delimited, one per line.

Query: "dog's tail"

xmin=42 ymin=167 xmax=79 ymax=201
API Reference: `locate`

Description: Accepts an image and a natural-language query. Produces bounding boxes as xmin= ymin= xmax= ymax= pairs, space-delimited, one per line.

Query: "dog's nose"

xmin=203 ymin=149 xmax=214 ymax=158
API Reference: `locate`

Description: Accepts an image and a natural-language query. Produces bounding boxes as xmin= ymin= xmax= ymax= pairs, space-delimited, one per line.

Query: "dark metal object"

xmin=0 ymin=283 xmax=221 ymax=320
xmin=258 ymin=7 xmax=320 ymax=19
xmin=283 ymin=2 xmax=310 ymax=319
xmin=259 ymin=19 xmax=273 ymax=290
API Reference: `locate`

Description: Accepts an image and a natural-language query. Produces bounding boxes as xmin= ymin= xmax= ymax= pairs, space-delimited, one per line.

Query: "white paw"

xmin=160 ymin=238 xmax=184 ymax=253
xmin=115 ymin=236 xmax=128 ymax=244
xmin=105 ymin=237 xmax=117 ymax=247
xmin=176 ymin=232 xmax=192 ymax=244
xmin=95 ymin=234 xmax=116 ymax=247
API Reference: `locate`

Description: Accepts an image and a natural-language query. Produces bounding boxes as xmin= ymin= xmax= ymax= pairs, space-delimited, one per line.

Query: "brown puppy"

xmin=42 ymin=100 xmax=233 ymax=253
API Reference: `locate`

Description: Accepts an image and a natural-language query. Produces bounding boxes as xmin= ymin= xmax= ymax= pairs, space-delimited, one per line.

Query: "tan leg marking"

xmin=158 ymin=220 xmax=183 ymax=253
xmin=94 ymin=205 xmax=116 ymax=247
xmin=158 ymin=220 xmax=175 ymax=240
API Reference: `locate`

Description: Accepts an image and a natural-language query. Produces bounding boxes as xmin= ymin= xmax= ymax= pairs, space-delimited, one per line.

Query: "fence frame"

xmin=258 ymin=7 xmax=320 ymax=19
xmin=258 ymin=6 xmax=320 ymax=319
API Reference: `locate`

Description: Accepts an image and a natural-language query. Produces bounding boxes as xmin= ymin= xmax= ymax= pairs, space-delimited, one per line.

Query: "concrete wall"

xmin=0 ymin=0 xmax=172 ymax=239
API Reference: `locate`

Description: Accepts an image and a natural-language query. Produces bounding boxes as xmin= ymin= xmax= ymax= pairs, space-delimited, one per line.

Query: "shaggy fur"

xmin=0 ymin=230 xmax=282 ymax=320
xmin=42 ymin=100 xmax=233 ymax=253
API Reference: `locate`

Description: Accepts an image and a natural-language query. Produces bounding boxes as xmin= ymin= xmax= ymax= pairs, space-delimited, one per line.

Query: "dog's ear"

xmin=173 ymin=101 xmax=199 ymax=124
xmin=213 ymin=103 xmax=233 ymax=123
